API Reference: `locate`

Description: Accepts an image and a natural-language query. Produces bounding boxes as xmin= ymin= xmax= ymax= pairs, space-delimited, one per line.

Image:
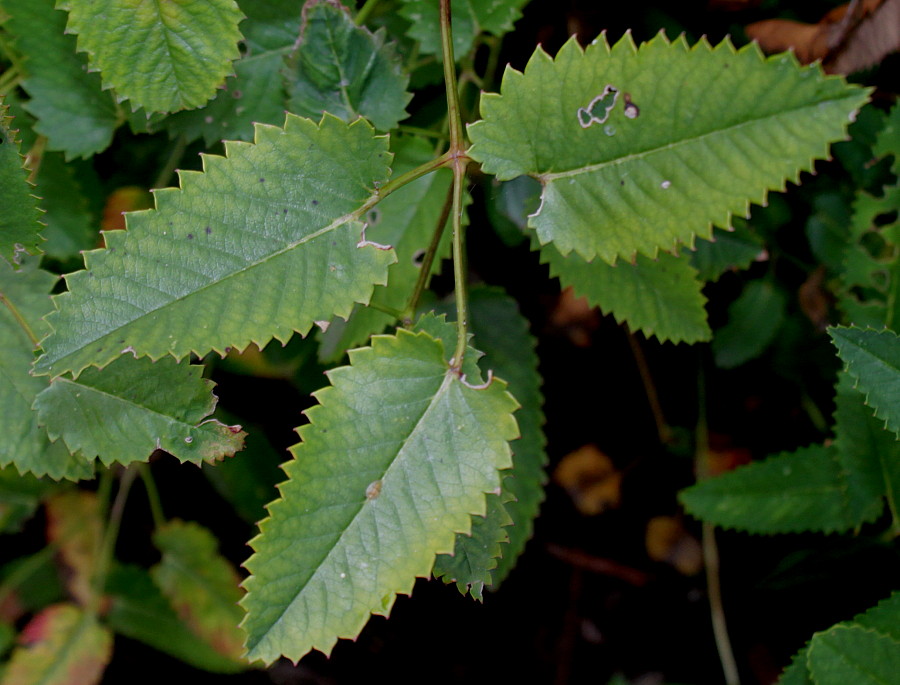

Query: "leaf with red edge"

xmin=44 ymin=491 xmax=102 ymax=607
xmin=150 ymin=520 xmax=245 ymax=661
xmin=4 ymin=604 xmax=111 ymax=685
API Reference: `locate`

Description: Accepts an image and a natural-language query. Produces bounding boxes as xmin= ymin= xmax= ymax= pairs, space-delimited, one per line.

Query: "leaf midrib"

xmin=42 ymin=193 xmax=381 ymax=372
xmin=251 ymin=367 xmax=456 ymax=654
xmin=538 ymin=94 xmax=857 ymax=182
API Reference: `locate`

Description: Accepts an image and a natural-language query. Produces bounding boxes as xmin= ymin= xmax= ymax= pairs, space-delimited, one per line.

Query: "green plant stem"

xmin=404 ymin=183 xmax=454 ymax=321
xmin=0 ymin=289 xmax=40 ymax=347
xmin=439 ymin=0 xmax=471 ymax=371
xmin=696 ymin=362 xmax=741 ymax=685
xmin=90 ymin=467 xmax=138 ymax=616
xmin=354 ymin=0 xmax=380 ymax=25
xmin=139 ymin=464 xmax=165 ymax=530
xmin=366 ymin=300 xmax=404 ymax=318
xmin=397 ymin=124 xmax=449 ymax=141
xmin=0 ymin=544 xmax=56 ymax=610
xmin=153 ymin=134 xmax=187 ymax=190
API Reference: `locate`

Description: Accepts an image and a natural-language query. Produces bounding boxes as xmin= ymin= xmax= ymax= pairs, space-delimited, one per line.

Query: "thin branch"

xmin=405 ymin=182 xmax=454 ymax=321
xmin=89 ymin=467 xmax=139 ymax=616
xmin=439 ymin=0 xmax=471 ymax=371
xmin=139 ymin=463 xmax=165 ymax=530
xmin=625 ymin=324 xmax=673 ymax=444
xmin=354 ymin=0 xmax=380 ymax=26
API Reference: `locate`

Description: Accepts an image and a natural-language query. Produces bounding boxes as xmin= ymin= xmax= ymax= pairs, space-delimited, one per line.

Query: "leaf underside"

xmin=468 ymin=33 xmax=869 ymax=264
xmin=241 ymin=327 xmax=518 ymax=663
xmin=58 ymin=0 xmax=244 ymax=113
xmin=35 ymin=114 xmax=397 ymax=379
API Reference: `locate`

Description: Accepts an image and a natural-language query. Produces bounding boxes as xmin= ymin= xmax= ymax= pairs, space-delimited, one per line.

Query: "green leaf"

xmin=32 ymin=152 xmax=98 ymax=261
xmin=778 ymin=647 xmax=814 ymax=685
xmin=241 ymin=327 xmax=518 ymax=663
xmin=830 ymin=326 xmax=900 ymax=438
xmin=164 ymin=49 xmax=288 ymax=146
xmin=202 ymin=413 xmax=283 ymax=524
xmin=808 ymin=625 xmax=900 ymax=685
xmin=432 ymin=489 xmax=513 ymax=600
xmin=540 ymin=242 xmax=710 ymax=344
xmin=45 ymin=491 xmax=102 ymax=607
xmin=57 ymin=0 xmax=244 ymax=113
xmin=463 ymin=288 xmax=546 ymax=586
xmin=3 ymin=604 xmax=112 ymax=685
xmin=165 ymin=0 xmax=304 ymax=145
xmin=0 ymin=99 xmax=43 ymax=264
xmin=238 ymin=0 xmax=303 ymax=54
xmin=831 ymin=373 xmax=900 ymax=528
xmin=2 ymin=0 xmax=120 ymax=159
xmin=468 ymin=34 xmax=869 ymax=264
xmin=105 ymin=564 xmax=246 ymax=674
xmin=873 ymin=100 xmax=899 ymax=175
xmin=399 ymin=0 xmax=529 ymax=57
xmin=779 ymin=593 xmax=900 ymax=684
xmin=35 ymin=114 xmax=397 ymax=379
xmin=838 ymin=185 xmax=900 ymax=328
xmin=680 ymin=444 xmax=871 ymax=534
xmin=0 ymin=466 xmax=55 ymax=534
xmin=33 ymin=355 xmax=245 ymax=467
xmin=151 ymin=521 xmax=246 ymax=662
xmin=285 ymin=0 xmax=411 ymax=131
xmin=0 ymin=258 xmax=92 ymax=480
xmin=318 ymin=135 xmax=453 ymax=362
xmin=712 ymin=279 xmax=786 ymax=368
xmin=690 ymin=225 xmax=765 ymax=282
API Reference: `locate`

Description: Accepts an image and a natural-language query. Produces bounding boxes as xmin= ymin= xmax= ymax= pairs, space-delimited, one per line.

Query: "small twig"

xmin=624 ymin=324 xmax=673 ymax=444
xmin=546 ymin=543 xmax=651 ymax=586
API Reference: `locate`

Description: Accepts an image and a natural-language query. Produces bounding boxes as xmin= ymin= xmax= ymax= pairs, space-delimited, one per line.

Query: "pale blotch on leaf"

xmin=660 ymin=180 xmax=672 ymax=189
xmin=366 ymin=479 xmax=382 ymax=500
xmin=577 ymin=85 xmax=619 ymax=129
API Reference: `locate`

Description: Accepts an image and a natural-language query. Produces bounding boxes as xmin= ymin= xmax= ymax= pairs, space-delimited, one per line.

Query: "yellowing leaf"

xmin=553 ymin=445 xmax=622 ymax=515
xmin=4 ymin=604 xmax=111 ymax=685
xmin=45 ymin=491 xmax=102 ymax=607
xmin=150 ymin=520 xmax=245 ymax=661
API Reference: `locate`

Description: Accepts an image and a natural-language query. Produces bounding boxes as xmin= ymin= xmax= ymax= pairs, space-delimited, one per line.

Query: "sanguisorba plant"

xmin=0 ymin=0 xmax=894 ymax=680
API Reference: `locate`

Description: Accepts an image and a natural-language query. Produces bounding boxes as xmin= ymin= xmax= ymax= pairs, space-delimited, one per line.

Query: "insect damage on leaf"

xmin=577 ymin=85 xmax=619 ymax=128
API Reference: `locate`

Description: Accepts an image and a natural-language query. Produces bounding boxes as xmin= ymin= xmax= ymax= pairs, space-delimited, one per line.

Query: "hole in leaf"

xmin=577 ymin=85 xmax=619 ymax=128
